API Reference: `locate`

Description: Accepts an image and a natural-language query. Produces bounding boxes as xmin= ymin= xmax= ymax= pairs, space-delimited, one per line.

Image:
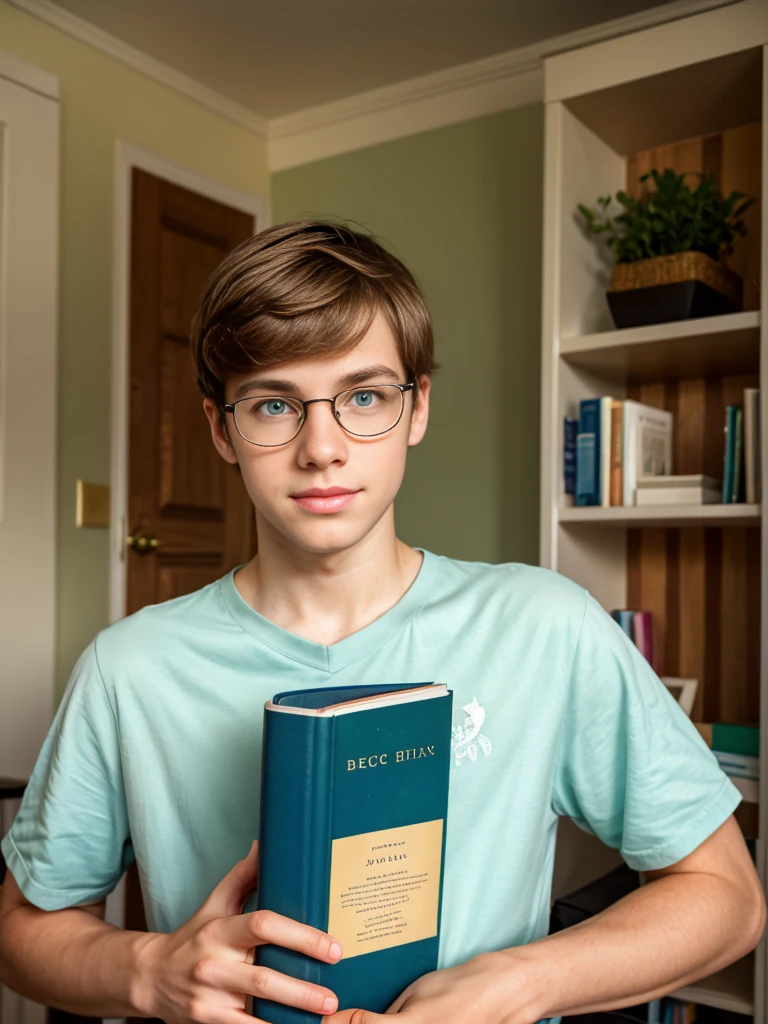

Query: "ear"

xmin=203 ymin=398 xmax=239 ymax=465
xmin=407 ymin=375 xmax=431 ymax=448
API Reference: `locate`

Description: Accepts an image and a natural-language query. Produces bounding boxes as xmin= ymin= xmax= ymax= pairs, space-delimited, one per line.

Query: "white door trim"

xmin=109 ymin=143 xmax=267 ymax=624
xmin=0 ymin=46 xmax=59 ymax=1024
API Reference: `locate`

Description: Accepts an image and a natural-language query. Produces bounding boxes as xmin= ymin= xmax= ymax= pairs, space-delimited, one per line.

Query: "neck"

xmin=233 ymin=510 xmax=424 ymax=646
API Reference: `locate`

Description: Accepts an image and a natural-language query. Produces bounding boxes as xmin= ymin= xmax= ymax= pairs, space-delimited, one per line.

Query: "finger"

xmin=201 ymin=959 xmax=339 ymax=1017
xmin=202 ymin=841 xmax=259 ymax=919
xmin=223 ymin=908 xmax=344 ymax=962
xmin=323 ymin=1010 xmax=389 ymax=1024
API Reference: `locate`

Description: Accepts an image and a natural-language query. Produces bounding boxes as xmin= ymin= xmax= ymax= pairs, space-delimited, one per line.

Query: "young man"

xmin=0 ymin=220 xmax=763 ymax=1024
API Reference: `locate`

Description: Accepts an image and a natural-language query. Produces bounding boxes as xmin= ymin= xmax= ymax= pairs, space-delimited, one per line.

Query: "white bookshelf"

xmin=541 ymin=2 xmax=768 ymax=1017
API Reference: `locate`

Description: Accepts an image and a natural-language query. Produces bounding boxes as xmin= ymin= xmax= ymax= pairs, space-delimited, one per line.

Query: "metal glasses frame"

xmin=223 ymin=381 xmax=415 ymax=447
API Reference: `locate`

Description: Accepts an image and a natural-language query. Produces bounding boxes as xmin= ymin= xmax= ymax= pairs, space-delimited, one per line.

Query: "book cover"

xmin=609 ymin=400 xmax=624 ymax=506
xmin=713 ymin=750 xmax=759 ymax=780
xmin=637 ymin=474 xmax=721 ymax=490
xmin=253 ymin=682 xmax=453 ymax=1023
xmin=576 ymin=399 xmax=601 ymax=505
xmin=622 ymin=401 xmax=673 ymax=506
xmin=635 ymin=487 xmax=721 ymax=506
xmin=632 ymin=611 xmax=653 ymax=666
xmin=611 ymin=609 xmax=634 ymax=639
xmin=563 ymin=417 xmax=577 ymax=498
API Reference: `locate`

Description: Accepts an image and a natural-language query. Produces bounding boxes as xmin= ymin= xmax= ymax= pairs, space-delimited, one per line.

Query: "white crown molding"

xmin=267 ymin=0 xmax=739 ymax=170
xmin=4 ymin=0 xmax=269 ymax=136
xmin=4 ymin=0 xmax=739 ymax=169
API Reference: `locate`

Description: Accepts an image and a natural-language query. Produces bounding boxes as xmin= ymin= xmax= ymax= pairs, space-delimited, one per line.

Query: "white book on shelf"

xmin=637 ymin=473 xmax=722 ymax=490
xmin=622 ymin=402 xmax=674 ymax=506
xmin=636 ymin=487 xmax=722 ymax=505
xmin=744 ymin=388 xmax=761 ymax=505
xmin=729 ymin=775 xmax=759 ymax=804
xmin=600 ymin=397 xmax=613 ymax=508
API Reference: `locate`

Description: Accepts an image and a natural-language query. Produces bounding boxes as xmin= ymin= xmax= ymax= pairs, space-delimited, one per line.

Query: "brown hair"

xmin=190 ymin=219 xmax=438 ymax=410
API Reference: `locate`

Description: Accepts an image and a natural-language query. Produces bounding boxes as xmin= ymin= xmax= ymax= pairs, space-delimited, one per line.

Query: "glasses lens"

xmin=234 ymin=396 xmax=303 ymax=445
xmin=335 ymin=385 xmax=404 ymax=436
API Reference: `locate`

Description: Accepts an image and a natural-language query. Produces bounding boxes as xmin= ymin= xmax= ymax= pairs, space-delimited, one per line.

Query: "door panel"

xmin=127 ymin=169 xmax=258 ymax=615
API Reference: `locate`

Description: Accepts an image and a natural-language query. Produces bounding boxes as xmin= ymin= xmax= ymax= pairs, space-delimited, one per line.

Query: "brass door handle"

xmin=126 ymin=531 xmax=160 ymax=554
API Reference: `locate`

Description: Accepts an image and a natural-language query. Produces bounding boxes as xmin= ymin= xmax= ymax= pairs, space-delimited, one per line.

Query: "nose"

xmin=294 ymin=399 xmax=349 ymax=470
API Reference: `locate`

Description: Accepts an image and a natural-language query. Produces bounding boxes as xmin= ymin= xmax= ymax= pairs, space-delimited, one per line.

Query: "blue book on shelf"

xmin=564 ymin=418 xmax=577 ymax=496
xmin=611 ymin=610 xmax=634 ymax=638
xmin=723 ymin=405 xmax=738 ymax=503
xmin=252 ymin=682 xmax=453 ymax=1023
xmin=575 ymin=399 xmax=601 ymax=505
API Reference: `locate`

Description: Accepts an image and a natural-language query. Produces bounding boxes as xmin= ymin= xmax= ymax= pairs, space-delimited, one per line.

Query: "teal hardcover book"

xmin=252 ymin=682 xmax=453 ymax=1023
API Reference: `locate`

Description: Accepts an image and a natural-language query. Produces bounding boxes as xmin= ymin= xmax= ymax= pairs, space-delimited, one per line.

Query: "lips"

xmin=290 ymin=487 xmax=360 ymax=514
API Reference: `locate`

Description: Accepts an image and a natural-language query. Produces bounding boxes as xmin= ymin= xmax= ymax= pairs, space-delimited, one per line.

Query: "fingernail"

xmin=329 ymin=941 xmax=342 ymax=960
xmin=323 ymin=997 xmax=337 ymax=1014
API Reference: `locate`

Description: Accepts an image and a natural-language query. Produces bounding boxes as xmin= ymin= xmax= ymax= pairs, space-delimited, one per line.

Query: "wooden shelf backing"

xmin=672 ymin=952 xmax=754 ymax=1015
xmin=558 ymin=504 xmax=761 ymax=528
xmin=560 ymin=311 xmax=760 ymax=385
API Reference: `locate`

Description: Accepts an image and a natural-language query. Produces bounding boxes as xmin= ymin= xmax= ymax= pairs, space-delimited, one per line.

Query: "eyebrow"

xmin=232 ymin=364 xmax=402 ymax=401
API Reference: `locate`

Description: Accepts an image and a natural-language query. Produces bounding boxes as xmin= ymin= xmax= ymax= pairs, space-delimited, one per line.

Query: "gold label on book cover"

xmin=327 ymin=819 xmax=443 ymax=960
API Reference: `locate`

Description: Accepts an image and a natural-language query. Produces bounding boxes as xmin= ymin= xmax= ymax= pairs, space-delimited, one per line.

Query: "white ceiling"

xmin=47 ymin=0 xmax=687 ymax=119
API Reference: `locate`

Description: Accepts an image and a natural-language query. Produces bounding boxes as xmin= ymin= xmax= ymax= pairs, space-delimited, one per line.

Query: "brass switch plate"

xmin=76 ymin=480 xmax=110 ymax=528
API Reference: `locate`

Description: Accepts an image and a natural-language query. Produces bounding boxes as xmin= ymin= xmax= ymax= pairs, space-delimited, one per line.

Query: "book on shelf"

xmin=611 ymin=609 xmax=653 ymax=668
xmin=568 ymin=398 xmax=673 ymax=508
xmin=722 ymin=405 xmax=745 ymax=504
xmin=744 ymin=388 xmax=761 ymax=504
xmin=694 ymin=722 xmax=759 ymax=758
xmin=253 ymin=682 xmax=453 ymax=1022
xmin=575 ymin=398 xmax=603 ymax=506
xmin=636 ymin=474 xmax=723 ymax=506
xmin=563 ymin=417 xmax=577 ymax=503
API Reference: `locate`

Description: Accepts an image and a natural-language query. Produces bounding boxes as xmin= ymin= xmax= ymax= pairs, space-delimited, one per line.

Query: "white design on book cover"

xmin=450 ymin=697 xmax=492 ymax=767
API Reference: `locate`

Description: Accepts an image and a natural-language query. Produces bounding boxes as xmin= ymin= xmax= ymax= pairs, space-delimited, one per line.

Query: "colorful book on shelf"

xmin=253 ymin=682 xmax=453 ymax=1023
xmin=575 ymin=399 xmax=602 ymax=505
xmin=600 ymin=396 xmax=613 ymax=508
xmin=744 ymin=387 xmax=761 ymax=504
xmin=563 ymin=417 xmax=577 ymax=499
xmin=694 ymin=722 xmax=759 ymax=758
xmin=723 ymin=405 xmax=745 ymax=504
xmin=622 ymin=401 xmax=673 ymax=506
xmin=631 ymin=611 xmax=653 ymax=665
xmin=610 ymin=609 xmax=634 ymax=638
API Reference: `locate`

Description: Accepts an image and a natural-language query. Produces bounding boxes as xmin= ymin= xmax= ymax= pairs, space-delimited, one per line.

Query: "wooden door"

xmin=127 ymin=168 xmax=257 ymax=615
xmin=124 ymin=169 xmax=258 ymax=938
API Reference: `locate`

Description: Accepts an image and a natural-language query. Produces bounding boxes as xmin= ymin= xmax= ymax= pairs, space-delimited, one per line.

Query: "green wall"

xmin=273 ymin=106 xmax=543 ymax=566
xmin=0 ymin=3 xmax=270 ymax=700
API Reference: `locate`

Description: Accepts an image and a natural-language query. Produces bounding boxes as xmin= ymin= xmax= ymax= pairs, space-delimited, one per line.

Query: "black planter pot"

xmin=607 ymin=279 xmax=741 ymax=330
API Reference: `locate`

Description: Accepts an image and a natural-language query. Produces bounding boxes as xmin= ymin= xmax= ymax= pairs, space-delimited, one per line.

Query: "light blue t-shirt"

xmin=3 ymin=550 xmax=739 ymax=979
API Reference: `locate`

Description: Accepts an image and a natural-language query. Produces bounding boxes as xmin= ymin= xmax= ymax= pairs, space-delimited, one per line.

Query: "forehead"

xmin=226 ymin=309 xmax=406 ymax=399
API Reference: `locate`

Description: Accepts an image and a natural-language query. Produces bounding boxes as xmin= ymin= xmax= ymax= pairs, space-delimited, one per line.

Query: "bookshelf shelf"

xmin=671 ymin=952 xmax=754 ymax=1015
xmin=558 ymin=504 xmax=761 ymax=528
xmin=560 ymin=311 xmax=760 ymax=385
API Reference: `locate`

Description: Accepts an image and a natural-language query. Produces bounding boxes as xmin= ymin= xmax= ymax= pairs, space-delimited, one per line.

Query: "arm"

xmin=325 ymin=816 xmax=765 ymax=1024
xmin=0 ymin=843 xmax=344 ymax=1023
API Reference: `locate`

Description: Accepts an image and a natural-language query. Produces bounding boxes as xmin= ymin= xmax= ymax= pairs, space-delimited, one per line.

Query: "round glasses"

xmin=223 ymin=382 xmax=415 ymax=447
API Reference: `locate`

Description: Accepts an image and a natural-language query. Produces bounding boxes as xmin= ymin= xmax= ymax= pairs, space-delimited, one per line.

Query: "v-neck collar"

xmin=218 ymin=547 xmax=440 ymax=673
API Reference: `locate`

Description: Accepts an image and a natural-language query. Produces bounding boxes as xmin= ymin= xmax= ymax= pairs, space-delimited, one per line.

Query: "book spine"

xmin=563 ymin=418 xmax=577 ymax=497
xmin=745 ymin=388 xmax=756 ymax=504
xmin=694 ymin=722 xmax=760 ymax=758
xmin=255 ymin=711 xmax=334 ymax=1022
xmin=610 ymin=401 xmax=623 ymax=506
xmin=576 ymin=399 xmax=601 ymax=505
xmin=731 ymin=405 xmax=744 ymax=503
xmin=722 ymin=406 xmax=736 ymax=503
xmin=600 ymin=398 xmax=612 ymax=508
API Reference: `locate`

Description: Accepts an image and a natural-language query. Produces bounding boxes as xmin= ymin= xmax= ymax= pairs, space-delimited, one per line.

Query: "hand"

xmin=322 ymin=949 xmax=538 ymax=1024
xmin=134 ymin=840 xmax=344 ymax=1024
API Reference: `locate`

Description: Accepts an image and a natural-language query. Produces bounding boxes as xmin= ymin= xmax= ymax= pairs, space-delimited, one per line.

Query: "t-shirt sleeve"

xmin=1 ymin=637 xmax=132 ymax=909
xmin=551 ymin=591 xmax=742 ymax=871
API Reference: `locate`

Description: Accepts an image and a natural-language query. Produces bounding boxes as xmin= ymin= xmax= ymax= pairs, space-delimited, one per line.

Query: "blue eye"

xmin=260 ymin=399 xmax=288 ymax=416
xmin=352 ymin=390 xmax=376 ymax=407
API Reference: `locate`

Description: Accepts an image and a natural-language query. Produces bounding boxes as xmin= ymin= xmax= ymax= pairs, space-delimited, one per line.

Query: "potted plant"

xmin=578 ymin=169 xmax=754 ymax=329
